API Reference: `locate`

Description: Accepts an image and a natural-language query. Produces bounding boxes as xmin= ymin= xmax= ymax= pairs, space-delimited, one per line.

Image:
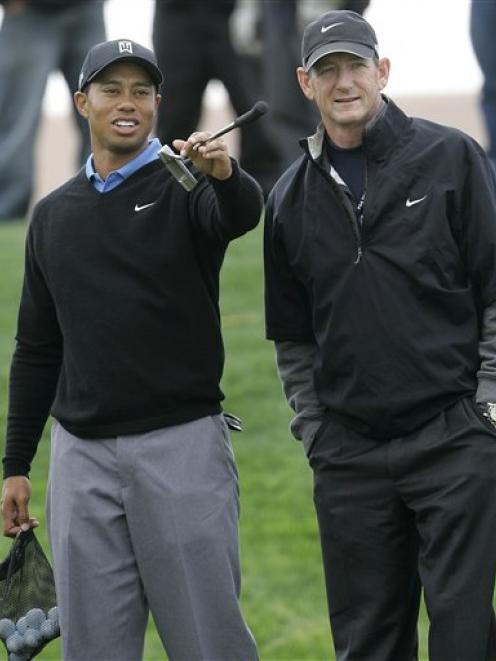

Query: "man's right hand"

xmin=1 ymin=476 xmax=39 ymax=537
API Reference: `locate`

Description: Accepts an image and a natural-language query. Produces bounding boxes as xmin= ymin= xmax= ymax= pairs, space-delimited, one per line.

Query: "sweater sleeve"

xmin=275 ymin=340 xmax=326 ymax=454
xmin=476 ymin=300 xmax=496 ymax=403
xmin=3 ymin=222 xmax=63 ymax=478
xmin=188 ymin=159 xmax=263 ymax=243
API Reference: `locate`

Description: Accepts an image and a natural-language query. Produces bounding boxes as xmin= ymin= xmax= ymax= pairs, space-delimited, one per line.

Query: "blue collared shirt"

xmin=85 ymin=138 xmax=162 ymax=192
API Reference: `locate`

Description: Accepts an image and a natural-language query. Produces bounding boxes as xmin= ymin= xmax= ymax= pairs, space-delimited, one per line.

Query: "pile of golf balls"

xmin=0 ymin=607 xmax=59 ymax=660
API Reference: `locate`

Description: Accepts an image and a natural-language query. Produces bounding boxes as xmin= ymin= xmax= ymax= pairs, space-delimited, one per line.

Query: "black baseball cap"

xmin=302 ymin=10 xmax=378 ymax=72
xmin=78 ymin=39 xmax=163 ymax=91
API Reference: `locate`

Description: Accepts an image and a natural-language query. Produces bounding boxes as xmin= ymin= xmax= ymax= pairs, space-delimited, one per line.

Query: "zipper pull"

xmin=354 ymin=246 xmax=363 ymax=264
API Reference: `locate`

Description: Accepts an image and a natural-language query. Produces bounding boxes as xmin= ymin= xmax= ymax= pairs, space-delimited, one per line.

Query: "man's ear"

xmin=74 ymin=90 xmax=89 ymax=119
xmin=377 ymin=57 xmax=391 ymax=91
xmin=296 ymin=67 xmax=314 ymax=101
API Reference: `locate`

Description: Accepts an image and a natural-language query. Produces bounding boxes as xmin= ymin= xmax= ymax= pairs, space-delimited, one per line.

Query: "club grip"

xmin=207 ymin=101 xmax=269 ymax=141
xmin=231 ymin=101 xmax=269 ymax=129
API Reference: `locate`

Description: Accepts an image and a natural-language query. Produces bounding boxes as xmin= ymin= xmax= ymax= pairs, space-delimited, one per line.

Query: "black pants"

xmin=309 ymin=396 xmax=496 ymax=661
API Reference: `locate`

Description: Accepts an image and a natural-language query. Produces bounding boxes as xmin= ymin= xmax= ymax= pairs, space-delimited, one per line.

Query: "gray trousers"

xmin=47 ymin=415 xmax=258 ymax=661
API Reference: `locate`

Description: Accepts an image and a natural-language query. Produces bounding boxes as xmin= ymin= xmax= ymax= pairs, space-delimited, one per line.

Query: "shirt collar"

xmin=85 ymin=137 xmax=162 ymax=187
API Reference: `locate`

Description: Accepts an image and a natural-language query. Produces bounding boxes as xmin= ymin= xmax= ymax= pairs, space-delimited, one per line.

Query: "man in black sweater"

xmin=1 ymin=39 xmax=261 ymax=660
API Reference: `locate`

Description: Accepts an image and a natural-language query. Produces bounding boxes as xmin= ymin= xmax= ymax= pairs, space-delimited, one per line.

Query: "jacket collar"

xmin=301 ymin=95 xmax=412 ymax=164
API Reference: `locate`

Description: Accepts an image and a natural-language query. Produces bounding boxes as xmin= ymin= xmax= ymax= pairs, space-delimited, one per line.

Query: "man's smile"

xmin=334 ymin=96 xmax=360 ymax=104
xmin=112 ymin=118 xmax=139 ymax=134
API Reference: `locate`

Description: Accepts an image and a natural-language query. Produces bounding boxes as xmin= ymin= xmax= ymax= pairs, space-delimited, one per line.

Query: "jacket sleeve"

xmin=188 ymin=159 xmax=263 ymax=243
xmin=264 ymin=191 xmax=323 ymax=452
xmin=450 ymin=139 xmax=496 ymax=403
xmin=452 ymin=138 xmax=496 ymax=306
xmin=3 ymin=221 xmax=62 ymax=478
xmin=275 ymin=341 xmax=326 ymax=454
xmin=264 ymin=193 xmax=314 ymax=342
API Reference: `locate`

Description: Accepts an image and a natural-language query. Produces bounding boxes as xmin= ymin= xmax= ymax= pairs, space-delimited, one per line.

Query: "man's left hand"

xmin=172 ymin=132 xmax=232 ymax=181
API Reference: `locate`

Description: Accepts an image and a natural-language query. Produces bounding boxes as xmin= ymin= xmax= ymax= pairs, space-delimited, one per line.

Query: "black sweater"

xmin=4 ymin=159 xmax=262 ymax=477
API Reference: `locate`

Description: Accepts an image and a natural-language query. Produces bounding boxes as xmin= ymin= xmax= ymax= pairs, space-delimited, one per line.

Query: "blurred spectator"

xmin=470 ymin=0 xmax=496 ymax=169
xmin=260 ymin=0 xmax=371 ymax=171
xmin=153 ymin=0 xmax=279 ymax=196
xmin=0 ymin=0 xmax=106 ymax=221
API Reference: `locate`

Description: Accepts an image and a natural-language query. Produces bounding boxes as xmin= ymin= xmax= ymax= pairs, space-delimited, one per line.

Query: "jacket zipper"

xmin=313 ymin=158 xmax=366 ymax=264
xmin=354 ymin=161 xmax=368 ymax=264
xmin=341 ymin=190 xmax=362 ymax=264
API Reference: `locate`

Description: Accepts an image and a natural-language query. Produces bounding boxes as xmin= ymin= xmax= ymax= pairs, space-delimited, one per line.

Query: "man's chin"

xmin=109 ymin=139 xmax=148 ymax=156
xmin=333 ymin=109 xmax=366 ymax=128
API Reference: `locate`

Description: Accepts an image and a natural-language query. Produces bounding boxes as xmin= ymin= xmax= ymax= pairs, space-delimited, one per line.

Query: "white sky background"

xmin=0 ymin=0 xmax=482 ymax=114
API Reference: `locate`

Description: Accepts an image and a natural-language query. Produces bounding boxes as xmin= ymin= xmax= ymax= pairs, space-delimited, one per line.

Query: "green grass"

xmin=0 ymin=219 xmax=432 ymax=659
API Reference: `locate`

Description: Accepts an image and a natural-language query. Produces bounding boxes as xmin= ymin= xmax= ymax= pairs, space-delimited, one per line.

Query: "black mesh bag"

xmin=0 ymin=529 xmax=60 ymax=660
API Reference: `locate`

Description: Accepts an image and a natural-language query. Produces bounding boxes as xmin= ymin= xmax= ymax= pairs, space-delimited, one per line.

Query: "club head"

xmin=158 ymin=144 xmax=198 ymax=191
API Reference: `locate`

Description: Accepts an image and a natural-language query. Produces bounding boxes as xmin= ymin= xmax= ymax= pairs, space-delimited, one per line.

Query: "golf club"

xmin=158 ymin=101 xmax=269 ymax=190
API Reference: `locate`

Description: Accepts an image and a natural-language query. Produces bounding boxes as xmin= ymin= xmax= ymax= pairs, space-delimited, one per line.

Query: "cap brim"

xmin=84 ymin=56 xmax=163 ymax=89
xmin=304 ymin=42 xmax=377 ymax=71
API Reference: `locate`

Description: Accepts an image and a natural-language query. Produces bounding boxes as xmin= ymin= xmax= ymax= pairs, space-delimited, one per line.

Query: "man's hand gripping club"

xmin=173 ymin=132 xmax=233 ymax=181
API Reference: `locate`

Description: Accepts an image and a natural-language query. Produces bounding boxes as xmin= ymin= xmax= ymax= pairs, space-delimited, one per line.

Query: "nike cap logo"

xmin=321 ymin=22 xmax=344 ymax=33
xmin=134 ymin=201 xmax=157 ymax=212
xmin=405 ymin=195 xmax=427 ymax=208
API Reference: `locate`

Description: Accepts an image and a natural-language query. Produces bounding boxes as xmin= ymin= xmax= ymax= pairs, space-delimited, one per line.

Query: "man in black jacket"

xmin=264 ymin=10 xmax=496 ymax=659
xmin=2 ymin=39 xmax=261 ymax=660
xmin=0 ymin=0 xmax=106 ymax=220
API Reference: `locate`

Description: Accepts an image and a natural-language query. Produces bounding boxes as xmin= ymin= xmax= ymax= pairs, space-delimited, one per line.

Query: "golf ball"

xmin=9 ymin=653 xmax=27 ymax=661
xmin=14 ymin=617 xmax=27 ymax=635
xmin=6 ymin=631 xmax=24 ymax=653
xmin=24 ymin=628 xmax=41 ymax=648
xmin=25 ymin=609 xmax=45 ymax=629
xmin=0 ymin=618 xmax=15 ymax=639
xmin=40 ymin=619 xmax=58 ymax=640
xmin=47 ymin=606 xmax=59 ymax=624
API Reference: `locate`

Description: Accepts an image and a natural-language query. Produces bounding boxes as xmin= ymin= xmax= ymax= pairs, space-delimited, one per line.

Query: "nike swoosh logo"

xmin=321 ymin=22 xmax=344 ymax=33
xmin=405 ymin=195 xmax=427 ymax=208
xmin=134 ymin=202 xmax=157 ymax=212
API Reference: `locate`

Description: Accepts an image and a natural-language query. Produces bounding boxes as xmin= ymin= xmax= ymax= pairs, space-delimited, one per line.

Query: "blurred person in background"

xmin=265 ymin=9 xmax=496 ymax=659
xmin=470 ymin=0 xmax=496 ymax=170
xmin=232 ymin=0 xmax=370 ymax=175
xmin=261 ymin=0 xmax=370 ymax=170
xmin=1 ymin=38 xmax=261 ymax=660
xmin=0 ymin=0 xmax=106 ymax=221
xmin=153 ymin=0 xmax=279 ymax=197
